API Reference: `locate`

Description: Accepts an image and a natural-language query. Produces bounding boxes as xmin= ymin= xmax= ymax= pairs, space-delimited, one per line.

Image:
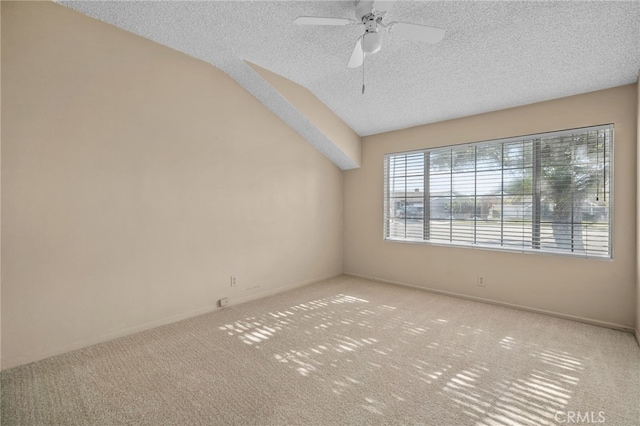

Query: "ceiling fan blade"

xmin=373 ymin=0 xmax=396 ymax=13
xmin=347 ymin=37 xmax=364 ymax=68
xmin=390 ymin=22 xmax=445 ymax=44
xmin=294 ymin=16 xmax=355 ymax=26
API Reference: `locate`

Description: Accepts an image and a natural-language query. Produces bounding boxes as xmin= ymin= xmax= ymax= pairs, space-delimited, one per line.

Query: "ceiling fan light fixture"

xmin=362 ymin=31 xmax=382 ymax=54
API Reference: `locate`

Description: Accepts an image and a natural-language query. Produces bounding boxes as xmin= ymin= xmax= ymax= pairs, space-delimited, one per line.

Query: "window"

xmin=384 ymin=124 xmax=613 ymax=258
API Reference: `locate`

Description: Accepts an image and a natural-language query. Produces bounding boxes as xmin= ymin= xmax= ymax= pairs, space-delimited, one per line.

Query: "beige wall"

xmin=1 ymin=2 xmax=343 ymax=370
xmin=345 ymin=84 xmax=638 ymax=329
xmin=247 ymin=61 xmax=362 ymax=167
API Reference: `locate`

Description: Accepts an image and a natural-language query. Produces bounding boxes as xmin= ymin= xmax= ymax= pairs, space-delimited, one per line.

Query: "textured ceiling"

xmin=59 ymin=1 xmax=640 ymax=138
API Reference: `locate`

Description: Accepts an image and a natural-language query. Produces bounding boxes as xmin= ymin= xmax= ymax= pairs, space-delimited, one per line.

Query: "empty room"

xmin=1 ymin=1 xmax=639 ymax=425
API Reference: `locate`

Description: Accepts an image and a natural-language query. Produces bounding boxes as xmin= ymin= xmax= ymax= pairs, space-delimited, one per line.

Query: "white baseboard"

xmin=226 ymin=273 xmax=338 ymax=307
xmin=1 ymin=273 xmax=340 ymax=371
xmin=1 ymin=306 xmax=214 ymax=371
xmin=344 ymin=272 xmax=635 ymax=334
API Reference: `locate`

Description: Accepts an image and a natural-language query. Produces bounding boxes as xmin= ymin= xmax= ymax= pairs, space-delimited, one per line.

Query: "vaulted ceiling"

xmin=59 ymin=1 xmax=640 ymax=167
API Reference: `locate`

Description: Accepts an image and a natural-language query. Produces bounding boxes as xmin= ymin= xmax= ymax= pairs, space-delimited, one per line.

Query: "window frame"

xmin=383 ymin=124 xmax=614 ymax=260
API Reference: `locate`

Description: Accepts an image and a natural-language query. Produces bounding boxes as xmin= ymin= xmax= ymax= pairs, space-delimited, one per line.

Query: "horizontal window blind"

xmin=384 ymin=124 xmax=613 ymax=258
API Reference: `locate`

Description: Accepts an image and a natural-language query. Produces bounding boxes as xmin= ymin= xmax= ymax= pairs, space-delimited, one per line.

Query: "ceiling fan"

xmin=294 ymin=0 xmax=445 ymax=69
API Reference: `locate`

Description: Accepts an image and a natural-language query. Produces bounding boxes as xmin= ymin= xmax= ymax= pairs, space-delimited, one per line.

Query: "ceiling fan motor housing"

xmin=363 ymin=15 xmax=378 ymax=31
xmin=357 ymin=1 xmax=385 ymax=55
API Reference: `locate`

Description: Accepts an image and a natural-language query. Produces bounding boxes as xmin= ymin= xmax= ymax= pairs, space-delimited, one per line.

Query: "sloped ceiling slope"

xmin=60 ymin=1 xmax=640 ymax=139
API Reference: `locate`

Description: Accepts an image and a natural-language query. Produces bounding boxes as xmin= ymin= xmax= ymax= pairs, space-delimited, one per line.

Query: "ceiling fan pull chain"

xmin=362 ymin=56 xmax=366 ymax=94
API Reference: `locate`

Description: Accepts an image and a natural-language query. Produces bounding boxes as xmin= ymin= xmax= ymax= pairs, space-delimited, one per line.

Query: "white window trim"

xmin=383 ymin=124 xmax=614 ymax=259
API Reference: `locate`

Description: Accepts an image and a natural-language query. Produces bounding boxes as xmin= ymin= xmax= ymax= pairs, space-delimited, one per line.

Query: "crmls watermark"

xmin=555 ymin=411 xmax=606 ymax=424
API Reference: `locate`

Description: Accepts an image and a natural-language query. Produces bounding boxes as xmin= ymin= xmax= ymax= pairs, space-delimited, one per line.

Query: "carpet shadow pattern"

xmin=2 ymin=275 xmax=639 ymax=425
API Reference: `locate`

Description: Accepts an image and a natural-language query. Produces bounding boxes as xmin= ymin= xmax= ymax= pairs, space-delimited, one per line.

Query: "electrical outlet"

xmin=219 ymin=298 xmax=228 ymax=307
xmin=230 ymin=276 xmax=237 ymax=287
xmin=477 ymin=276 xmax=486 ymax=287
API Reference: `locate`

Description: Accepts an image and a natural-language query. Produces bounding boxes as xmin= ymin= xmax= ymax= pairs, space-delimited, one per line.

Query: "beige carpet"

xmin=2 ymin=275 xmax=639 ymax=425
